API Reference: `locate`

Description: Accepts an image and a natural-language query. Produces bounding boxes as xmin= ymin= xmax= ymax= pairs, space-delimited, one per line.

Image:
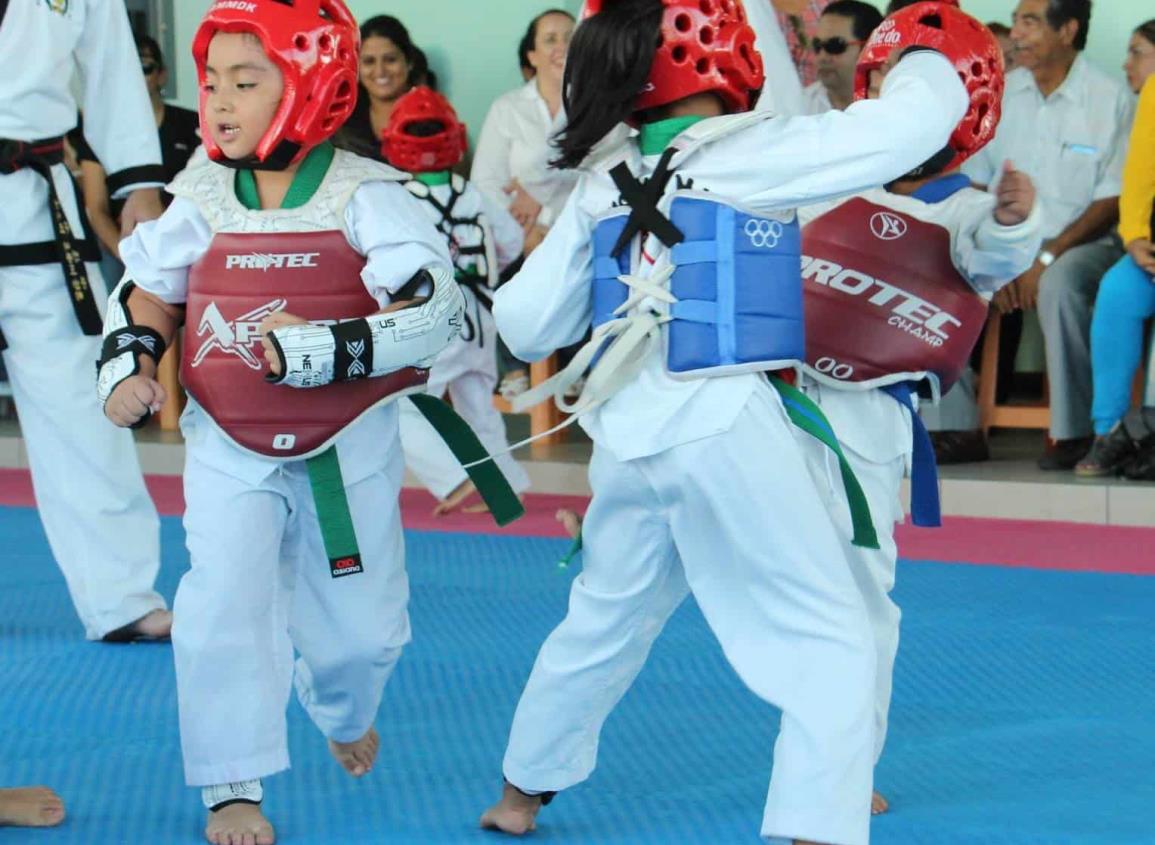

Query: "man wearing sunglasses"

xmin=71 ymin=34 xmax=199 ymax=275
xmin=803 ymin=1 xmax=884 ymax=114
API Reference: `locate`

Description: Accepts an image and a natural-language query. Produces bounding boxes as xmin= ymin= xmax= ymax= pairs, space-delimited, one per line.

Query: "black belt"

xmin=0 ymin=136 xmax=105 ymax=349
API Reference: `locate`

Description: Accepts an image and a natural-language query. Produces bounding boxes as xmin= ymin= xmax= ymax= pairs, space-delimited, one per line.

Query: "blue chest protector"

xmin=592 ymin=193 xmax=805 ymax=379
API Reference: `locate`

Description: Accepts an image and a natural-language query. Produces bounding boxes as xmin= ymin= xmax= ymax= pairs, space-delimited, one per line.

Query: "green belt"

xmin=769 ymin=376 xmax=880 ymax=550
xmin=306 ymin=395 xmax=526 ymax=578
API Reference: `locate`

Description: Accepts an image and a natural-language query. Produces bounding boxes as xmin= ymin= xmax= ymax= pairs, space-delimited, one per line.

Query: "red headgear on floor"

xmin=380 ymin=86 xmax=468 ymax=173
xmin=583 ymin=0 xmax=765 ymax=115
xmin=855 ymin=1 xmax=1003 ymax=171
xmin=192 ymin=0 xmax=360 ymax=169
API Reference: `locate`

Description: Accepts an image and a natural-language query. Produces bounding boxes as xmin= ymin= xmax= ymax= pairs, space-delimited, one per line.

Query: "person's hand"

xmin=1126 ymin=238 xmax=1155 ymax=276
xmin=259 ymin=312 xmax=308 ymax=377
xmin=504 ymin=179 xmax=542 ymax=231
xmin=992 ymin=284 xmax=1018 ymax=315
xmin=1012 ymin=261 xmax=1045 ymax=310
xmin=105 ymin=375 xmax=166 ymax=427
xmin=119 ymin=188 xmax=164 ymax=237
xmin=523 ymin=224 xmax=549 ymax=256
xmin=993 ymin=160 xmax=1035 ymax=226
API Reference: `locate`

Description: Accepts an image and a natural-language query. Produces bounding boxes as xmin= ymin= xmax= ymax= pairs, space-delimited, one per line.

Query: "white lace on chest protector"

xmin=166 ymin=149 xmax=407 ymax=234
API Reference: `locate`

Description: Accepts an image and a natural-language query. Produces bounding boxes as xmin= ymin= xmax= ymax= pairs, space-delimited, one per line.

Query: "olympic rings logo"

xmin=744 ymin=219 xmax=784 ymax=249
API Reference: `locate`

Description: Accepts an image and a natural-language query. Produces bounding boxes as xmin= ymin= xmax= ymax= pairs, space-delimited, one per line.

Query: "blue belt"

xmin=881 ymin=382 xmax=941 ymax=528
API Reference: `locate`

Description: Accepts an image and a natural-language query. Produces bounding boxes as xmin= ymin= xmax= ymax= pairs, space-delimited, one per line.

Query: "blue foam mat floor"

xmin=1 ymin=506 xmax=1153 ymax=844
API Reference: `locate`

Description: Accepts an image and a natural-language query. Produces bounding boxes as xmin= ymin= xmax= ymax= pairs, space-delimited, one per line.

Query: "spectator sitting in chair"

xmin=71 ymin=34 xmax=199 ymax=278
xmin=1078 ymin=18 xmax=1155 ymax=478
xmin=961 ymin=0 xmax=1133 ymax=471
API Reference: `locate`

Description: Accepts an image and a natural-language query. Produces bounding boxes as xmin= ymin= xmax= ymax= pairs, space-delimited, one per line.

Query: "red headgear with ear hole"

xmin=379 ymin=86 xmax=468 ymax=173
xmin=583 ymin=0 xmax=765 ymax=115
xmin=855 ymin=1 xmax=1003 ymax=171
xmin=193 ymin=0 xmax=360 ymax=170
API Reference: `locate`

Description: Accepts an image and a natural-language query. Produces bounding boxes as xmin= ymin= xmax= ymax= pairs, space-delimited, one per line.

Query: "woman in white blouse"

xmin=471 ymin=8 xmax=578 ymax=397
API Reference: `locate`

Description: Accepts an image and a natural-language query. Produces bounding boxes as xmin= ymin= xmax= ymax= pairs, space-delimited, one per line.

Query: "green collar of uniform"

xmin=638 ymin=116 xmax=705 ymax=156
xmin=415 ymin=170 xmax=452 ymax=186
xmin=234 ymin=142 xmax=336 ymax=210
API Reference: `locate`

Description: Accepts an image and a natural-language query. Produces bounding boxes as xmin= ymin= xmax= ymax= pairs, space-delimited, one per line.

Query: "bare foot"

xmin=872 ymin=789 xmax=889 ymax=815
xmin=555 ymin=509 xmax=583 ymax=540
xmin=433 ymin=480 xmax=478 ymax=516
xmin=101 ymin=608 xmax=173 ymax=643
xmin=0 ymin=787 xmax=65 ymax=827
xmin=328 ymin=727 xmax=379 ymax=777
xmin=479 ymin=782 xmax=547 ymax=835
xmin=205 ymin=802 xmax=274 ymax=845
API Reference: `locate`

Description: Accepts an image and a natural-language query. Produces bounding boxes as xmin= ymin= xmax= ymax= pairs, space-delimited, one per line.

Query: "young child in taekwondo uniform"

xmin=96 ymin=1 xmax=461 ymax=843
xmin=379 ymin=86 xmax=532 ymax=515
xmin=475 ymin=1 xmax=978 ymax=843
xmin=792 ymin=1 xmax=1044 ymax=817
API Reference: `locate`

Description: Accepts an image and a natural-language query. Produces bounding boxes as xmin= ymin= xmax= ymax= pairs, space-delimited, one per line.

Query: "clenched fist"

xmin=259 ymin=311 xmax=308 ymax=377
xmin=993 ymin=160 xmax=1036 ymax=226
xmin=105 ymin=375 xmax=167 ymax=428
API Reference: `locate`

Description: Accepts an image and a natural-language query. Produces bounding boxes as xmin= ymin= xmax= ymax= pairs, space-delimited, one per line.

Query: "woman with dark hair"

xmin=477 ymin=1 xmax=973 ymax=842
xmin=336 ymin=15 xmax=431 ymax=159
xmin=1080 ymin=19 xmax=1155 ymax=477
xmin=471 ymin=9 xmax=577 ymax=398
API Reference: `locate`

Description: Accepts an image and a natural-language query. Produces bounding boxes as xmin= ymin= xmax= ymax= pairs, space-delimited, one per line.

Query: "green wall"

xmin=168 ymin=0 xmax=1149 ymax=141
xmin=169 ymin=0 xmax=582 ymax=144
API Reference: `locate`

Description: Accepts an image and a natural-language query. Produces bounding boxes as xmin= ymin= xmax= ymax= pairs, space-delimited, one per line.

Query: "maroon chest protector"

xmin=801 ymin=197 xmax=989 ymax=393
xmin=181 ymin=229 xmax=427 ymax=459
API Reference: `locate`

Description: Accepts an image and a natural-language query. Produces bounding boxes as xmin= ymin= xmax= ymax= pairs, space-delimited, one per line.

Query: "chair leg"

xmin=156 ymin=340 xmax=183 ymax=431
xmin=977 ymin=310 xmax=1002 ymax=436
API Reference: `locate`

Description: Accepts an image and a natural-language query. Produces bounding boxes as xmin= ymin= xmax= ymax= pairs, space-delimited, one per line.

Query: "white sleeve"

xmin=117 ymin=197 xmax=212 ymax=304
xmin=345 ymin=181 xmax=454 ymax=306
xmin=476 ymin=188 xmax=526 ymax=272
xmin=76 ymin=0 xmax=163 ymax=197
xmin=1093 ymin=90 xmax=1135 ymax=202
xmin=744 ymin=51 xmax=968 ymax=209
xmin=470 ymin=98 xmax=514 ymax=209
xmin=954 ymin=190 xmax=1045 ymax=295
xmin=492 ymin=185 xmax=596 ymax=362
xmin=747 ymin=0 xmax=804 ymax=117
xmin=796 ymin=196 xmax=843 ymax=228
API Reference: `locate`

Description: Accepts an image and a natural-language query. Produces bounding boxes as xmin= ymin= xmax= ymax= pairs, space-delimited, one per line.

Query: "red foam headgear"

xmin=855 ymin=1 xmax=1003 ymax=171
xmin=583 ymin=0 xmax=765 ymax=115
xmin=193 ymin=0 xmax=360 ymax=169
xmin=380 ymin=86 xmax=468 ymax=173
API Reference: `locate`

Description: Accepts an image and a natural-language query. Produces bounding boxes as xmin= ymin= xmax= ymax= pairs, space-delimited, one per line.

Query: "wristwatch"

xmin=1038 ymin=250 xmax=1057 ymax=268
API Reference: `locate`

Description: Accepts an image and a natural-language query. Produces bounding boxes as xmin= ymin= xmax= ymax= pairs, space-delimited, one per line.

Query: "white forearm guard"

xmin=266 ymin=266 xmax=463 ymax=388
xmin=96 ymin=277 xmax=167 ymax=406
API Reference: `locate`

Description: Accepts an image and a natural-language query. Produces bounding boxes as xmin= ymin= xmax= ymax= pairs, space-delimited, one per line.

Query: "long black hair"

xmin=357 ymin=15 xmax=428 ymax=98
xmin=552 ymin=0 xmax=664 ymax=170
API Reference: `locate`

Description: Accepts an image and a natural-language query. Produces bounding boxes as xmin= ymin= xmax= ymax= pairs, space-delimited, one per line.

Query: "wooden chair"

xmin=492 ymin=354 xmax=567 ymax=451
xmin=978 ymin=312 xmax=1152 ymax=436
xmin=977 ymin=310 xmax=1049 ymax=435
xmin=155 ymin=339 xmax=184 ymax=431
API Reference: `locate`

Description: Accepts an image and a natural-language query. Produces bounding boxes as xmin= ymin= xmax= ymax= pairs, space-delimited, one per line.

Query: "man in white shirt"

xmin=0 ymin=0 xmax=171 ymax=640
xmin=802 ymin=1 xmax=883 ymax=115
xmin=962 ymin=0 xmax=1133 ymax=469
